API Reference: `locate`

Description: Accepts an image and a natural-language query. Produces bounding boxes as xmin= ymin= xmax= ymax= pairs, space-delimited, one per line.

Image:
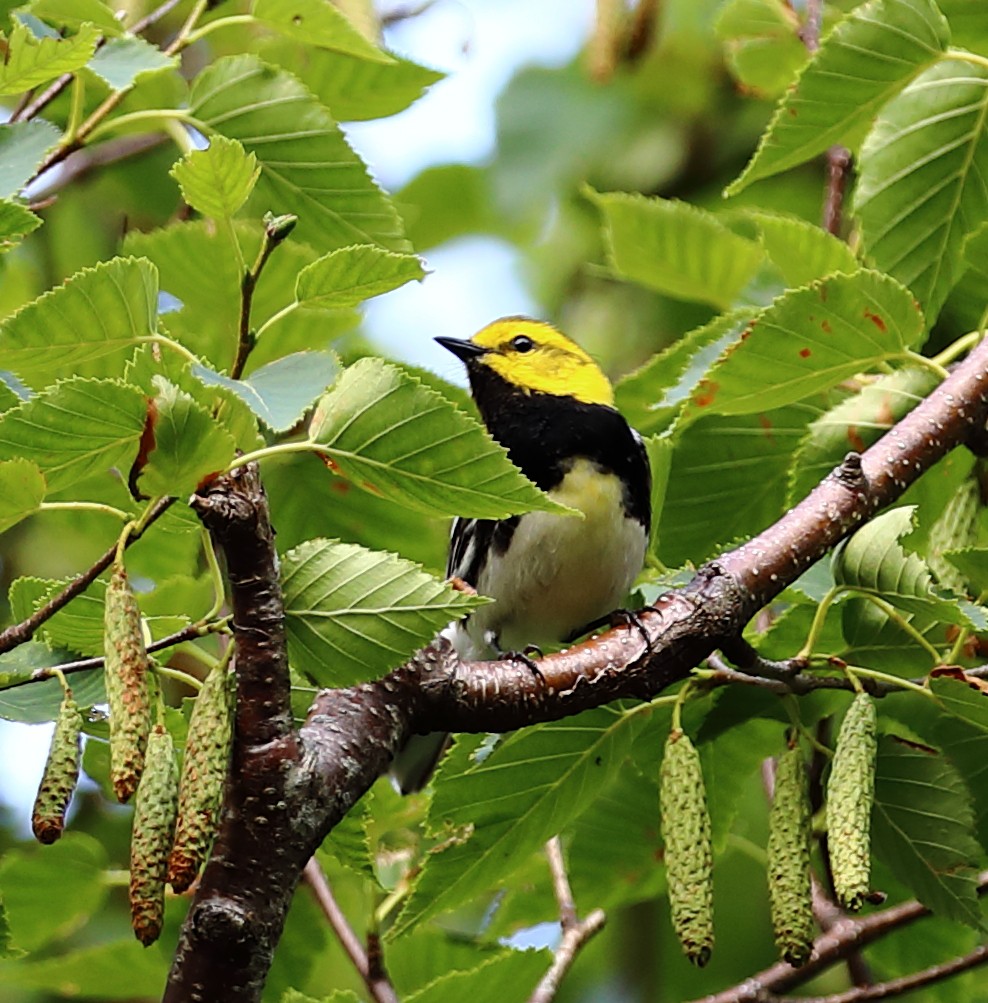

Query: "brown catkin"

xmin=767 ymin=744 xmax=815 ymax=967
xmin=168 ymin=664 xmax=235 ymax=892
xmin=104 ymin=562 xmax=152 ymax=803
xmin=827 ymin=693 xmax=877 ymax=911
xmin=31 ymin=689 xmax=83 ymax=843
xmin=129 ymin=723 xmax=179 ymax=946
xmin=660 ymin=728 xmax=714 ymax=967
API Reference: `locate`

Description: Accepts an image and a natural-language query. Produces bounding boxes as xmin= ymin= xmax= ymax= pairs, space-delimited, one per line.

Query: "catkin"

xmin=827 ymin=693 xmax=877 ymax=911
xmin=31 ymin=688 xmax=83 ymax=843
xmin=768 ymin=744 xmax=814 ymax=967
xmin=660 ymin=729 xmax=715 ymax=967
xmin=129 ymin=724 xmax=179 ymax=946
xmin=168 ymin=664 xmax=235 ymax=892
xmin=104 ymin=563 xmax=152 ymax=803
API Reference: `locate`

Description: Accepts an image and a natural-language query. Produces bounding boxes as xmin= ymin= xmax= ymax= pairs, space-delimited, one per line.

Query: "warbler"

xmin=392 ymin=317 xmax=651 ymax=792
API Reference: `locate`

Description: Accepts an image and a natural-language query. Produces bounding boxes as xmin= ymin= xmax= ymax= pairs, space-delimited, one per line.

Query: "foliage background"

xmin=0 ymin=0 xmax=986 ymax=1001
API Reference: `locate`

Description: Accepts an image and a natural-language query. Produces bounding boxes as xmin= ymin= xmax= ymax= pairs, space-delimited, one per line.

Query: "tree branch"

xmin=166 ymin=338 xmax=988 ymax=1001
xmin=0 ymin=495 xmax=174 ymax=654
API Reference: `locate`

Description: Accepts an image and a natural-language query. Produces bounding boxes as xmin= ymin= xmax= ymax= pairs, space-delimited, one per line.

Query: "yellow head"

xmin=436 ymin=317 xmax=614 ymax=407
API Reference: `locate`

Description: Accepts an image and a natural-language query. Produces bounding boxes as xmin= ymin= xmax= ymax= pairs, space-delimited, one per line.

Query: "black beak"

xmin=435 ymin=336 xmax=488 ymax=363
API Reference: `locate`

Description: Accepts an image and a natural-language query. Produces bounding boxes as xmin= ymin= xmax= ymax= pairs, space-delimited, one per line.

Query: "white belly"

xmin=453 ymin=459 xmax=648 ymax=658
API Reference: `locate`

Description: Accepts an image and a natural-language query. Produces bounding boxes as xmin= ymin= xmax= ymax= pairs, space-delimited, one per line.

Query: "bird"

xmin=391 ymin=317 xmax=652 ymax=792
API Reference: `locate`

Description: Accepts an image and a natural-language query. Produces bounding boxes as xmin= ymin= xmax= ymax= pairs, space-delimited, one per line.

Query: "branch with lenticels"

xmin=165 ymin=337 xmax=988 ymax=1003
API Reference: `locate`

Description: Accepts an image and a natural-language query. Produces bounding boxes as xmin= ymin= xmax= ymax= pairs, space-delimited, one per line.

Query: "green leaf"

xmin=395 ymin=705 xmax=649 ymax=935
xmin=318 ymin=799 xmax=377 ymax=884
xmin=252 ymin=0 xmax=390 ymax=62
xmin=788 ymin=366 xmax=939 ymax=505
xmin=941 ymin=547 xmax=988 ymax=596
xmin=589 ymin=189 xmax=765 ymax=309
xmin=0 ymin=257 xmax=158 ymax=389
xmin=0 ymin=458 xmax=44 ymax=532
xmin=281 ymin=538 xmax=486 ymax=687
xmin=0 ymin=833 xmax=108 ymax=952
xmin=715 ymin=0 xmax=807 ymax=97
xmin=169 ymin=136 xmax=260 ymax=219
xmin=872 ymin=736 xmax=983 ymax=928
xmin=0 ymin=120 xmax=60 ymax=198
xmin=0 ymin=21 xmax=99 ymax=95
xmin=854 ymin=57 xmax=988 ymax=322
xmin=0 ymin=645 xmax=105 ymax=722
xmin=190 ymin=55 xmax=407 ymax=255
xmin=833 ymin=506 xmax=980 ymax=628
xmin=931 ymin=675 xmax=988 ymax=732
xmin=262 ymin=43 xmax=442 ymax=121
xmin=193 ymin=352 xmax=337 ymax=433
xmin=615 ymin=311 xmax=755 ymax=437
xmin=0 ymin=378 xmax=147 ymax=493
xmin=405 ymin=950 xmax=551 ymax=1003
xmin=138 ymin=379 xmax=237 ymax=497
xmin=682 ymin=271 xmax=925 ymax=417
xmin=0 ymin=199 xmax=41 ymax=251
xmin=748 ymin=210 xmax=860 ymax=288
xmin=308 ymin=358 xmax=572 ymax=518
xmin=86 ymin=35 xmax=178 ymax=90
xmin=727 ymin=0 xmax=950 ymax=194
xmin=25 ymin=0 xmax=124 ymax=35
xmin=659 ymin=403 xmax=818 ymax=566
xmin=295 ymin=245 xmax=425 ymax=308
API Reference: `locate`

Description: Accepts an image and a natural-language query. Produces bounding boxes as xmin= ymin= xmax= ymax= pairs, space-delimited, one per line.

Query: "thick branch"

xmin=167 ymin=339 xmax=988 ymax=1002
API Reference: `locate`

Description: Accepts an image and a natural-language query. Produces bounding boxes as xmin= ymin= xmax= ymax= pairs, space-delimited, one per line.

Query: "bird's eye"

xmin=511 ymin=335 xmax=535 ymax=353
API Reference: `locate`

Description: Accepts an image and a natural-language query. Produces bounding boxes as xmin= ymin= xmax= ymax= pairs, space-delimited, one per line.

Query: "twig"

xmin=0 ymin=495 xmax=174 ymax=654
xmin=302 ymin=858 xmax=399 ymax=1003
xmin=529 ymin=837 xmax=605 ymax=1003
xmin=231 ymin=214 xmax=298 ymax=380
xmin=773 ymin=944 xmax=988 ymax=1003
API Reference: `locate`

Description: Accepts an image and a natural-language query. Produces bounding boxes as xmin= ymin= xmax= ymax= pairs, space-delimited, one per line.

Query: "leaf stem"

xmin=932 ymin=330 xmax=984 ymax=370
xmin=201 ymin=529 xmax=227 ymax=622
xmin=844 ymin=664 xmax=932 ymax=700
xmin=223 ymin=440 xmax=321 ymax=472
xmin=797 ymin=586 xmax=840 ymax=661
xmin=87 ymin=108 xmax=195 ymax=145
xmin=184 ymin=13 xmax=258 ymax=44
xmin=856 ymin=593 xmax=942 ymax=665
xmin=903 ymin=350 xmax=950 ymax=381
xmin=253 ymin=301 xmax=297 ymax=342
xmin=38 ymin=501 xmax=132 ymax=521
xmin=64 ymin=74 xmax=86 ymax=144
xmin=138 ymin=334 xmax=202 ymax=368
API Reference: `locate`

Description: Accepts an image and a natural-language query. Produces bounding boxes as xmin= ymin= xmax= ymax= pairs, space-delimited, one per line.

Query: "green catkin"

xmin=129 ymin=724 xmax=179 ymax=946
xmin=31 ymin=689 xmax=83 ymax=843
xmin=768 ymin=743 xmax=815 ymax=967
xmin=168 ymin=664 xmax=235 ymax=893
xmin=660 ymin=728 xmax=715 ymax=967
xmin=827 ymin=693 xmax=877 ymax=911
xmin=104 ymin=562 xmax=152 ymax=803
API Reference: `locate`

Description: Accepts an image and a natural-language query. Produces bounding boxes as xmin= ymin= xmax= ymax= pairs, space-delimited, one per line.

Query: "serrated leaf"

xmin=138 ymin=380 xmax=237 ymax=496
xmin=0 ymin=120 xmax=60 ymax=198
xmin=0 ymin=257 xmax=158 ymax=389
xmin=193 ymin=352 xmax=337 ymax=433
xmin=262 ymin=43 xmax=442 ymax=121
xmin=252 ymin=0 xmax=390 ymax=63
xmin=749 ymin=210 xmax=860 ymax=288
xmin=683 ymin=271 xmax=925 ymax=418
xmin=942 ymin=547 xmax=988 ymax=596
xmin=0 ymin=458 xmax=44 ymax=532
xmin=872 ymin=737 xmax=983 ymax=928
xmin=931 ymin=675 xmax=988 ymax=732
xmin=728 ymin=0 xmax=950 ymax=194
xmin=26 ymin=0 xmax=123 ymax=36
xmin=590 ymin=189 xmax=765 ymax=309
xmin=854 ymin=57 xmax=988 ymax=322
xmin=308 ymin=358 xmax=572 ymax=518
xmin=833 ymin=506 xmax=980 ymax=628
xmin=169 ymin=135 xmax=259 ymax=219
xmin=0 ymin=378 xmax=147 ymax=493
xmin=282 ymin=538 xmax=487 ymax=687
xmin=318 ymin=800 xmax=377 ymax=884
xmin=190 ymin=55 xmax=407 ymax=254
xmin=659 ymin=402 xmax=818 ymax=566
xmin=0 ymin=21 xmax=99 ymax=95
xmin=394 ymin=705 xmax=648 ymax=935
xmin=788 ymin=366 xmax=939 ymax=505
xmin=0 ymin=199 xmax=41 ymax=251
xmin=405 ymin=950 xmax=550 ymax=1003
xmin=87 ymin=35 xmax=177 ymax=90
xmin=295 ymin=245 xmax=425 ymax=308
xmin=615 ymin=311 xmax=755 ymax=437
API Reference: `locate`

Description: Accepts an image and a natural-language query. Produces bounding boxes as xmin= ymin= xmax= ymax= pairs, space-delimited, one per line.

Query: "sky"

xmin=0 ymin=0 xmax=596 ymax=833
